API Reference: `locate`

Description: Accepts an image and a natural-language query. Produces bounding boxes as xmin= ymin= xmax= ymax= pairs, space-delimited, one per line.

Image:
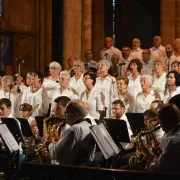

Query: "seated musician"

xmin=111 ymin=100 xmax=133 ymax=150
xmin=0 ymin=98 xmax=25 ymax=166
xmin=148 ymin=104 xmax=180 ymax=173
xmin=117 ymin=108 xmax=164 ymax=170
xmin=48 ymin=99 xmax=96 ymax=166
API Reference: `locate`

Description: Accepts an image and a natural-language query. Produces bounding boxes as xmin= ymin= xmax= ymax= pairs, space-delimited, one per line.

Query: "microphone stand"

xmin=16 ymin=58 xmax=25 ymax=93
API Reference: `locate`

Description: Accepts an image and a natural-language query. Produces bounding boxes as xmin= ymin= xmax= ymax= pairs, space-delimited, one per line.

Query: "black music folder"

xmin=126 ymin=113 xmax=145 ymax=135
xmin=1 ymin=117 xmax=26 ymax=146
xmin=103 ymin=119 xmax=130 ymax=143
xmin=16 ymin=118 xmax=33 ymax=137
xmin=35 ymin=116 xmax=45 ymax=137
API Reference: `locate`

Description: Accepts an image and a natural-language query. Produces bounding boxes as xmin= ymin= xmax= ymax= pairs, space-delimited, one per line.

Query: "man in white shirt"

xmin=100 ymin=37 xmax=122 ymax=66
xmin=149 ymin=36 xmax=166 ymax=61
xmin=111 ymin=100 xmax=133 ymax=150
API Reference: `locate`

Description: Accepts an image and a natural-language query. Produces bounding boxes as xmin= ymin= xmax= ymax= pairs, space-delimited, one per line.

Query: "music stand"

xmin=126 ymin=113 xmax=145 ymax=135
xmin=16 ymin=118 xmax=33 ymax=137
xmin=35 ymin=116 xmax=45 ymax=137
xmin=1 ymin=118 xmax=26 ymax=147
xmin=103 ymin=119 xmax=130 ymax=144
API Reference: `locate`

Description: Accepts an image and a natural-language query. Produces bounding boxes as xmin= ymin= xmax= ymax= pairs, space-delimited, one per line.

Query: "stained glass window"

xmin=0 ymin=0 xmax=2 ymax=16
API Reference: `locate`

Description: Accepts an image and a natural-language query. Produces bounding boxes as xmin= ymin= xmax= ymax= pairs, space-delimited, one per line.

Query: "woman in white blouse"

xmin=163 ymin=71 xmax=180 ymax=104
xmin=69 ymin=60 xmax=86 ymax=97
xmin=21 ymin=70 xmax=49 ymax=117
xmin=151 ymin=58 xmax=167 ymax=100
xmin=80 ymin=72 xmax=104 ymax=119
xmin=95 ymin=60 xmax=118 ymax=118
xmin=42 ymin=61 xmax=61 ymax=101
xmin=116 ymin=75 xmax=135 ymax=112
xmin=127 ymin=58 xmax=143 ymax=101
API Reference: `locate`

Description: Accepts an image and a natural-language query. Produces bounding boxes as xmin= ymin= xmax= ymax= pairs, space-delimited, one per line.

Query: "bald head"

xmin=105 ymin=37 xmax=114 ymax=49
xmin=153 ymin=36 xmax=162 ymax=48
xmin=65 ymin=100 xmax=86 ymax=125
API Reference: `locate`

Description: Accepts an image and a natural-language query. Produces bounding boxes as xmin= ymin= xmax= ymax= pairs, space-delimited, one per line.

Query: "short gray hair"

xmin=98 ymin=60 xmax=110 ymax=68
xmin=60 ymin=71 xmax=70 ymax=80
xmin=141 ymin=74 xmax=153 ymax=85
xmin=49 ymin=61 xmax=62 ymax=72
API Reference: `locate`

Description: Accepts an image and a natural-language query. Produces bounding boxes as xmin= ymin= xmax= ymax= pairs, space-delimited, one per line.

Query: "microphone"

xmin=104 ymin=53 xmax=108 ymax=59
xmin=119 ymin=61 xmax=126 ymax=66
xmin=16 ymin=58 xmax=25 ymax=64
xmin=8 ymin=84 xmax=13 ymax=89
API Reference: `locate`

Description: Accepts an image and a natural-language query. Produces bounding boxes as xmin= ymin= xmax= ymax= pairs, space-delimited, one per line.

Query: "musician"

xmin=111 ymin=100 xmax=133 ymax=150
xmin=51 ymin=96 xmax=71 ymax=137
xmin=117 ymin=108 xmax=163 ymax=170
xmin=48 ymin=99 xmax=95 ymax=165
xmin=148 ymin=104 xmax=180 ymax=173
xmin=0 ymin=98 xmax=25 ymax=166
xmin=19 ymin=103 xmax=37 ymax=129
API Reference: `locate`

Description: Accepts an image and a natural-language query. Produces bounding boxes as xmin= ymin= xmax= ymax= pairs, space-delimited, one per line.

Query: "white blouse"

xmin=42 ymin=78 xmax=60 ymax=101
xmin=80 ymin=86 xmax=104 ymax=119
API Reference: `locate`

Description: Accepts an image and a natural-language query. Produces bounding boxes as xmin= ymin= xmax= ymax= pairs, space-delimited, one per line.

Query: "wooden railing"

xmin=12 ymin=162 xmax=180 ymax=180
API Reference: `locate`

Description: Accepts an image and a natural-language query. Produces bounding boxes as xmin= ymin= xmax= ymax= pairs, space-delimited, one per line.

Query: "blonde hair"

xmin=2 ymin=76 xmax=13 ymax=84
xmin=153 ymin=58 xmax=167 ymax=71
xmin=49 ymin=61 xmax=62 ymax=72
xmin=73 ymin=60 xmax=85 ymax=73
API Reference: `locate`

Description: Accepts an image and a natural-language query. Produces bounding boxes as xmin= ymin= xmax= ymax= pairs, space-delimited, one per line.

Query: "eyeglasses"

xmin=112 ymin=108 xmax=122 ymax=110
xmin=83 ymin=77 xmax=91 ymax=80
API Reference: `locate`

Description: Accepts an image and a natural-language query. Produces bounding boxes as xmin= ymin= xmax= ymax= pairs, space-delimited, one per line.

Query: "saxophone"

xmin=129 ymin=125 xmax=161 ymax=169
xmin=34 ymin=116 xmax=51 ymax=163
xmin=34 ymin=117 xmax=65 ymax=163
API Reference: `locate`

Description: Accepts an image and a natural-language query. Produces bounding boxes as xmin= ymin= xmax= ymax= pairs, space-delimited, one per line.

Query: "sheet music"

xmin=0 ymin=124 xmax=19 ymax=152
xmin=90 ymin=124 xmax=120 ymax=159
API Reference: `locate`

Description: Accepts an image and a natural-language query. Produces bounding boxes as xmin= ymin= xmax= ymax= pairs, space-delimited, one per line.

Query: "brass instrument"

xmin=34 ymin=116 xmax=65 ymax=163
xmin=129 ymin=125 xmax=161 ymax=169
xmin=23 ymin=104 xmax=39 ymax=119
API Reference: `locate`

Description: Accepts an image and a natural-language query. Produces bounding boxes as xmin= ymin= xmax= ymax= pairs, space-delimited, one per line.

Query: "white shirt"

xmin=95 ymin=75 xmax=118 ymax=118
xmin=134 ymin=90 xmax=158 ymax=113
xmin=0 ymin=89 xmax=17 ymax=117
xmin=69 ymin=75 xmax=86 ymax=97
xmin=141 ymin=60 xmax=153 ymax=75
xmin=163 ymin=88 xmax=180 ymax=104
xmin=80 ymin=86 xmax=104 ymax=119
xmin=85 ymin=114 xmax=97 ymax=126
xmin=119 ymin=114 xmax=133 ymax=150
xmin=100 ymin=46 xmax=122 ymax=66
xmin=51 ymin=86 xmax=79 ymax=104
xmin=151 ymin=72 xmax=167 ymax=100
xmin=127 ymin=74 xmax=142 ymax=101
xmin=149 ymin=45 xmax=166 ymax=61
xmin=42 ymin=78 xmax=60 ymax=101
xmin=129 ymin=47 xmax=143 ymax=62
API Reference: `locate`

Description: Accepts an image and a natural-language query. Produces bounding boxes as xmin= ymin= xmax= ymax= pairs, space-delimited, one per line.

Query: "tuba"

xmin=129 ymin=125 xmax=161 ymax=169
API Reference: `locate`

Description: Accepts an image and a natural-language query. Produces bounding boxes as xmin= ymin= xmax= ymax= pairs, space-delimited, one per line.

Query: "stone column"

xmin=176 ymin=0 xmax=180 ymax=38
xmin=160 ymin=0 xmax=176 ymax=45
xmin=81 ymin=0 xmax=92 ymax=60
xmin=62 ymin=0 xmax=82 ymax=69
xmin=62 ymin=0 xmax=74 ymax=69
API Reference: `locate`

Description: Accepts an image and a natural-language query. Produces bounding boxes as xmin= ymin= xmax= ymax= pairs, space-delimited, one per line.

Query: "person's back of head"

xmin=65 ymin=100 xmax=86 ymax=125
xmin=158 ymin=103 xmax=180 ymax=133
xmin=169 ymin=94 xmax=180 ymax=110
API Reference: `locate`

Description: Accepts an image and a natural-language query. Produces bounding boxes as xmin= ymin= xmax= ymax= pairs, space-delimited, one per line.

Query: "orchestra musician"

xmin=48 ymin=99 xmax=96 ymax=166
xmin=118 ymin=108 xmax=164 ymax=170
xmin=148 ymin=104 xmax=180 ymax=173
